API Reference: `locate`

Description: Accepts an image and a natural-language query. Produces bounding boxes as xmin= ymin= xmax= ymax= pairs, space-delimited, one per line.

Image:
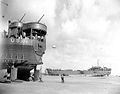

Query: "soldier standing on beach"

xmin=39 ymin=65 xmax=43 ymax=82
xmin=61 ymin=74 xmax=64 ymax=83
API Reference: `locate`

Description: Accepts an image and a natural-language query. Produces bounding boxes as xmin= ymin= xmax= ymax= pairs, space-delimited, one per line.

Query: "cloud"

xmin=43 ymin=0 xmax=120 ymax=75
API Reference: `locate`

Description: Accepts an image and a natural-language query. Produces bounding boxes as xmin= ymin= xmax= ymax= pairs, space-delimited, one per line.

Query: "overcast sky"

xmin=1 ymin=0 xmax=120 ymax=75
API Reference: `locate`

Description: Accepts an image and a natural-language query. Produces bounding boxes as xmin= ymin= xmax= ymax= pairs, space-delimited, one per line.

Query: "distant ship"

xmin=46 ymin=66 xmax=111 ymax=77
xmin=46 ymin=59 xmax=111 ymax=77
xmin=83 ymin=59 xmax=111 ymax=77
xmin=45 ymin=68 xmax=81 ymax=76
xmin=83 ymin=66 xmax=111 ymax=77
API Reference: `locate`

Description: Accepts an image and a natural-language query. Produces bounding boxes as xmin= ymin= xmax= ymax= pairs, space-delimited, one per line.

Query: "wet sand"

xmin=0 ymin=75 xmax=120 ymax=94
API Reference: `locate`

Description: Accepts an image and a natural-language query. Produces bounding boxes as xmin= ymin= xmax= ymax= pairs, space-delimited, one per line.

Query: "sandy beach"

xmin=0 ymin=75 xmax=120 ymax=94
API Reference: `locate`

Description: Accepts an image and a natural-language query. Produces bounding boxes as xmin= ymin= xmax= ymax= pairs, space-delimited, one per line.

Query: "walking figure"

xmin=39 ymin=66 xmax=43 ymax=82
xmin=61 ymin=74 xmax=64 ymax=83
xmin=39 ymin=76 xmax=43 ymax=82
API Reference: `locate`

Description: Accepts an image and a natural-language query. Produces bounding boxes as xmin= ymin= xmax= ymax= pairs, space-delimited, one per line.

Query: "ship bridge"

xmin=23 ymin=22 xmax=47 ymax=39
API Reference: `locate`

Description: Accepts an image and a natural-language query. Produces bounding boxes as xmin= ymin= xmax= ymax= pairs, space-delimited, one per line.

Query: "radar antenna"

xmin=38 ymin=14 xmax=44 ymax=23
xmin=19 ymin=13 xmax=26 ymax=22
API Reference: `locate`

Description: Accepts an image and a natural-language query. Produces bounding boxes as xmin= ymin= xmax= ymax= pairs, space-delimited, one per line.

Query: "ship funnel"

xmin=38 ymin=14 xmax=44 ymax=23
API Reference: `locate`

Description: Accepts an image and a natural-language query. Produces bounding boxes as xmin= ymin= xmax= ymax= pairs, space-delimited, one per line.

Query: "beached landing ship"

xmin=0 ymin=14 xmax=47 ymax=81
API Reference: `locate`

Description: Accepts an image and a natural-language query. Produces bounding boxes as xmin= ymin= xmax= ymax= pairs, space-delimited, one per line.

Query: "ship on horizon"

xmin=83 ymin=59 xmax=111 ymax=77
xmin=45 ymin=60 xmax=111 ymax=77
xmin=83 ymin=66 xmax=111 ymax=77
